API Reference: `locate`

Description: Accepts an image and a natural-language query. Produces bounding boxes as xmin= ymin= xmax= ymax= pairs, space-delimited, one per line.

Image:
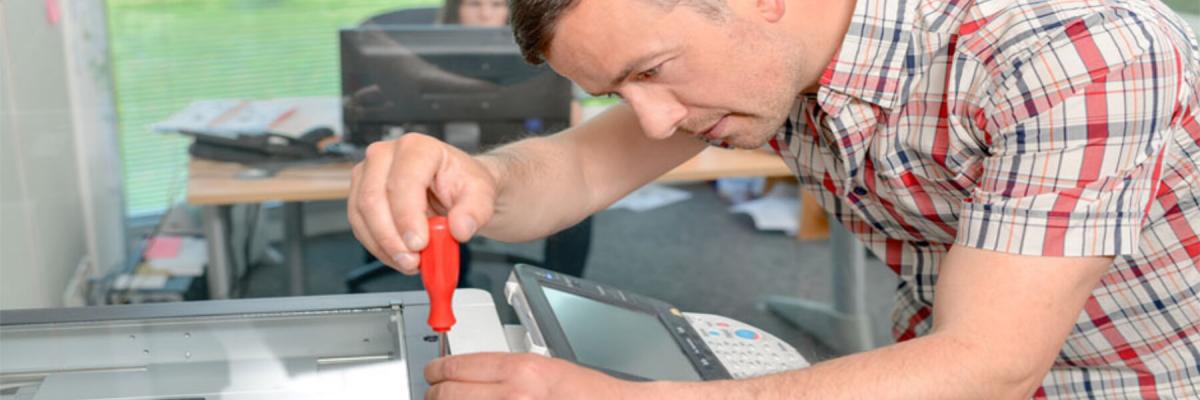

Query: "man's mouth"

xmin=696 ymin=115 xmax=730 ymax=141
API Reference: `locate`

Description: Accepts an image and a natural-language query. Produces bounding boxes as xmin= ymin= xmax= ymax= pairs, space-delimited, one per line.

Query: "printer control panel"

xmin=683 ymin=313 xmax=809 ymax=378
xmin=505 ymin=264 xmax=809 ymax=381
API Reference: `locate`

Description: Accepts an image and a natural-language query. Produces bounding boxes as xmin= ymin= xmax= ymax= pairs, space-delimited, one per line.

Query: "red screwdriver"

xmin=420 ymin=215 xmax=459 ymax=357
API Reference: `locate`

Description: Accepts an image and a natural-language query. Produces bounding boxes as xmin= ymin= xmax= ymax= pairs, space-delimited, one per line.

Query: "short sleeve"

xmin=955 ymin=9 xmax=1187 ymax=257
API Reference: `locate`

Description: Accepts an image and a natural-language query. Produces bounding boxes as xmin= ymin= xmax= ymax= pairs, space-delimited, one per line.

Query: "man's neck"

xmin=786 ymin=0 xmax=858 ymax=94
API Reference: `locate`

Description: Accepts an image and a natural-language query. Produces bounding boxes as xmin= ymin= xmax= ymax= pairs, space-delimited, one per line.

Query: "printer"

xmin=0 ymin=265 xmax=807 ymax=399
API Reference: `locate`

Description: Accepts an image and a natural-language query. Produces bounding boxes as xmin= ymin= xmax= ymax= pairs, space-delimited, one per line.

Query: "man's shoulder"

xmin=954 ymin=0 xmax=1194 ymax=65
xmin=947 ymin=0 xmax=1196 ymax=113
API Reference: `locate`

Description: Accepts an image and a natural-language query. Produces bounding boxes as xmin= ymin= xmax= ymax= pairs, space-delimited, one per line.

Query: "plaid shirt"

xmin=762 ymin=0 xmax=1200 ymax=397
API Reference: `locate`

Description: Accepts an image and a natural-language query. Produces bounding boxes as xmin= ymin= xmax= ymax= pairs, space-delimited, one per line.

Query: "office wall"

xmin=0 ymin=0 xmax=123 ymax=309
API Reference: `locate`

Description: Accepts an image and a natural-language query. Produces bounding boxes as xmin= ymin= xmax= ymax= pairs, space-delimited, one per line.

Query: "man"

xmin=348 ymin=0 xmax=1200 ymax=397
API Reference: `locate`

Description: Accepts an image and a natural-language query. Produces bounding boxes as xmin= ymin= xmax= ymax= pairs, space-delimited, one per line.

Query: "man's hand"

xmin=347 ymin=133 xmax=498 ymax=274
xmin=347 ymin=105 xmax=706 ymax=274
xmin=424 ymin=353 xmax=643 ymax=399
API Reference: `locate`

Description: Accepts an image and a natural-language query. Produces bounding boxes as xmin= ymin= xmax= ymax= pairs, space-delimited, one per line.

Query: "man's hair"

xmin=510 ymin=0 xmax=727 ymax=65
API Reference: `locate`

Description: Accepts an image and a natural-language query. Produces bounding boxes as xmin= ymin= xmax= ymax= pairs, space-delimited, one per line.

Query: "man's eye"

xmin=635 ymin=66 xmax=660 ymax=81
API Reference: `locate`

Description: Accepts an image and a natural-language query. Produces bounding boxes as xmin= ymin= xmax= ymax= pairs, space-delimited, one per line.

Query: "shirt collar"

xmin=815 ymin=0 xmax=920 ymax=115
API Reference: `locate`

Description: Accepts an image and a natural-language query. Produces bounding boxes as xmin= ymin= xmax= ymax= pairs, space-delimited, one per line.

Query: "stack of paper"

xmin=153 ymin=100 xmax=296 ymax=136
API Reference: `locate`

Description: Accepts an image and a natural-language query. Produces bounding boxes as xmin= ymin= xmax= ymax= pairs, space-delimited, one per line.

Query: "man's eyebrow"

xmin=586 ymin=51 xmax=668 ymax=97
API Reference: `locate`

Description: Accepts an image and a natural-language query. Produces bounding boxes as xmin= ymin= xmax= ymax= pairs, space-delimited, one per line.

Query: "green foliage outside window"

xmin=107 ymin=0 xmax=438 ymax=216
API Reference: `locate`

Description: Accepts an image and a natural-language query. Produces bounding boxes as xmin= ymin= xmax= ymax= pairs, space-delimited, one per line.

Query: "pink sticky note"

xmin=45 ymin=0 xmax=60 ymax=25
xmin=144 ymin=236 xmax=183 ymax=259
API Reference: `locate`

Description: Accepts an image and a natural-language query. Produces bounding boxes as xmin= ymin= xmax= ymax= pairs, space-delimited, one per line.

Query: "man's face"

xmin=544 ymin=0 xmax=810 ymax=149
xmin=458 ymin=0 xmax=509 ymax=27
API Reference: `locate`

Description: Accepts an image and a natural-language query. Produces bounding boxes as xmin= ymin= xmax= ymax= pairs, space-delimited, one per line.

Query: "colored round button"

xmin=735 ymin=329 xmax=759 ymax=340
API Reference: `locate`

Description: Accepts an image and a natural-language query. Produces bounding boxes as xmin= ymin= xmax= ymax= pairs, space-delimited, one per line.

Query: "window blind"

xmin=106 ymin=0 xmax=438 ymax=217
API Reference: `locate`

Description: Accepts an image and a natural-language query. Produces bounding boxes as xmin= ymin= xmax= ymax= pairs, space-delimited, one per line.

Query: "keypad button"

xmin=735 ymin=329 xmax=759 ymax=340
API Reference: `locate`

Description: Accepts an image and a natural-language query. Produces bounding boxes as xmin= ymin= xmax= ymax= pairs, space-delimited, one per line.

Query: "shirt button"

xmin=853 ymin=187 xmax=868 ymax=196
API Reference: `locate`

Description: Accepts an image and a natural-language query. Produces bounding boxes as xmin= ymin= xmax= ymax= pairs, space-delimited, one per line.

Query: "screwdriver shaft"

xmin=438 ymin=332 xmax=449 ymax=357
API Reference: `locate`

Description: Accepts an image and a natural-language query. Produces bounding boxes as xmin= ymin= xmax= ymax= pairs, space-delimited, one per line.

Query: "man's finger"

xmin=348 ymin=164 xmax=392 ymax=270
xmin=426 ymin=159 xmax=493 ymax=243
xmin=428 ymin=191 xmax=449 ymax=216
xmin=445 ymin=180 xmax=494 ymax=243
xmin=349 ymin=206 xmax=410 ymax=273
xmin=425 ymin=353 xmax=519 ymax=384
xmin=358 ymin=143 xmax=420 ymax=273
xmin=386 ymin=134 xmax=446 ymax=255
xmin=425 ymin=381 xmax=509 ymax=400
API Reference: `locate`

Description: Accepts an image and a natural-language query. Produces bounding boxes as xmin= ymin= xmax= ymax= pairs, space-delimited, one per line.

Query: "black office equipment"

xmin=508 ymin=264 xmax=719 ymax=381
xmin=340 ymin=26 xmax=573 ymax=151
xmin=185 ymin=126 xmax=334 ymax=164
xmin=503 ymin=265 xmax=811 ymax=381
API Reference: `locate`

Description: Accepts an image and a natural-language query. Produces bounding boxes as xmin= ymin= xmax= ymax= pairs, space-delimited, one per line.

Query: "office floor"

xmin=240 ymin=182 xmax=898 ymax=362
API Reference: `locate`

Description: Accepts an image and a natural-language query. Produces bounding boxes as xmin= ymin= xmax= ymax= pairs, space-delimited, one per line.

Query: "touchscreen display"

xmin=542 ymin=286 xmax=701 ymax=381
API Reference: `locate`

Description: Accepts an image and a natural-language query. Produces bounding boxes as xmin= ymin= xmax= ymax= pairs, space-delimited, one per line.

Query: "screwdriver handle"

xmin=420 ymin=216 xmax=459 ymax=333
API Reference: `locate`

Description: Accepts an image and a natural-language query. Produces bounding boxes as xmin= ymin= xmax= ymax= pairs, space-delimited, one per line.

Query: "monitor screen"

xmin=542 ymin=286 xmax=701 ymax=381
xmin=340 ymin=26 xmax=572 ymax=147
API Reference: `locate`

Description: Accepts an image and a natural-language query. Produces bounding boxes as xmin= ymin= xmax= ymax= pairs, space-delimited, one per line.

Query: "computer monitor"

xmin=340 ymin=26 xmax=573 ymax=152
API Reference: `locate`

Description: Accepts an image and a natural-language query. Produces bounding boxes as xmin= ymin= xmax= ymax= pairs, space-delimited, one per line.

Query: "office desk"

xmin=187 ymin=159 xmax=355 ymax=205
xmin=187 ymin=146 xmax=794 ymax=299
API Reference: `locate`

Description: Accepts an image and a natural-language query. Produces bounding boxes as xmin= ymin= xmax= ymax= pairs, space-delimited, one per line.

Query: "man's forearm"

xmin=474 ymin=135 xmax=596 ymax=242
xmin=472 ymin=104 xmax=705 ymax=242
xmin=653 ymin=248 xmax=1113 ymax=399
xmin=650 ymin=333 xmax=1045 ymax=400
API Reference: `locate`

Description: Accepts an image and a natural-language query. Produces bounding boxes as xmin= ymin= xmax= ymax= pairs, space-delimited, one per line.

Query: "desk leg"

xmin=284 ymin=202 xmax=306 ymax=296
xmin=202 ymin=205 xmax=234 ymax=300
xmin=765 ymin=220 xmax=875 ymax=354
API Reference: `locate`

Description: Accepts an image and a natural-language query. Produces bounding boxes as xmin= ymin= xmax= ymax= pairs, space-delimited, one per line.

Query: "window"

xmin=106 ymin=0 xmax=438 ymax=217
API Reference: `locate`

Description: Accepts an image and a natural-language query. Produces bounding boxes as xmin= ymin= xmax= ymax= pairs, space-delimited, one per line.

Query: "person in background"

xmin=439 ymin=0 xmax=510 ymax=27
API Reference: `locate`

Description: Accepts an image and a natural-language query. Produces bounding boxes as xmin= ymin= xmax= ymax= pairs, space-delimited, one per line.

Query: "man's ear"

xmin=757 ymin=0 xmax=786 ymax=23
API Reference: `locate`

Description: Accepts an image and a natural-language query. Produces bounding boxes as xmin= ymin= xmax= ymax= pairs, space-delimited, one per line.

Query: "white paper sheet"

xmin=729 ymin=184 xmax=800 ymax=235
xmin=608 ymin=184 xmax=693 ymax=212
xmin=112 ymin=274 xmax=169 ymax=290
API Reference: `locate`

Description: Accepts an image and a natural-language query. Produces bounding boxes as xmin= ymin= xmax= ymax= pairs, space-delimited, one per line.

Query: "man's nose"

xmin=624 ymin=88 xmax=686 ymax=140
